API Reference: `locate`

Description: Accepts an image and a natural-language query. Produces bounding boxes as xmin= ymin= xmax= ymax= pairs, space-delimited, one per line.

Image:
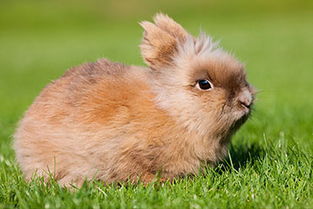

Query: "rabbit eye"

xmin=196 ymin=80 xmax=213 ymax=90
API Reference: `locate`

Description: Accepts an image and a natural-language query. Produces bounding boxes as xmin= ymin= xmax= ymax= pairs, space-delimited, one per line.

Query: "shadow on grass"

xmin=215 ymin=142 xmax=265 ymax=173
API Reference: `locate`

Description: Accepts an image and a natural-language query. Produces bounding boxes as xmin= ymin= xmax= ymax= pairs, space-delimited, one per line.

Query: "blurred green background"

xmin=0 ymin=0 xmax=313 ymax=208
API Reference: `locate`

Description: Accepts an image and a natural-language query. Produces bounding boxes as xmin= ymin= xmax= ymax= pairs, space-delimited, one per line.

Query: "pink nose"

xmin=239 ymin=90 xmax=252 ymax=108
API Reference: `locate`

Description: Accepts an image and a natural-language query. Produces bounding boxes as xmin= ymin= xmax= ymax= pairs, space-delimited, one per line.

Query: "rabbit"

xmin=14 ymin=13 xmax=255 ymax=186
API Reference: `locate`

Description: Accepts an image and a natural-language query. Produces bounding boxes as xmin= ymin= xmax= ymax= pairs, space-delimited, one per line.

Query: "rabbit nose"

xmin=239 ymin=90 xmax=252 ymax=108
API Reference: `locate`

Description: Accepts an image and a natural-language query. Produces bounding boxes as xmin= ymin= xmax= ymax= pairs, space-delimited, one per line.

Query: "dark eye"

xmin=196 ymin=80 xmax=213 ymax=90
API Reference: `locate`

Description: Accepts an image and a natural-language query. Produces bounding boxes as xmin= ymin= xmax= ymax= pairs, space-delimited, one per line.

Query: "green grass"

xmin=0 ymin=1 xmax=313 ymax=208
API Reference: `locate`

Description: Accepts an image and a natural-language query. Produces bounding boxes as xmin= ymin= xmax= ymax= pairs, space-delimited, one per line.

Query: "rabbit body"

xmin=14 ymin=14 xmax=255 ymax=186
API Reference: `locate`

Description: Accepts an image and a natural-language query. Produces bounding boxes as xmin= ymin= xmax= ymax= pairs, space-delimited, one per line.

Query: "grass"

xmin=0 ymin=1 xmax=312 ymax=208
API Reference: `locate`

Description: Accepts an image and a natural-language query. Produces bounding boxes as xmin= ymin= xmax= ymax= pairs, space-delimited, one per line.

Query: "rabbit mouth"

xmin=237 ymin=99 xmax=253 ymax=117
xmin=241 ymin=104 xmax=251 ymax=114
xmin=229 ymin=105 xmax=252 ymax=131
xmin=237 ymin=105 xmax=252 ymax=123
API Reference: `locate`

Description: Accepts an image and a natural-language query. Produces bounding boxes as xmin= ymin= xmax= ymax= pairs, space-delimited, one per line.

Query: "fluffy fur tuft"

xmin=14 ymin=13 xmax=255 ymax=187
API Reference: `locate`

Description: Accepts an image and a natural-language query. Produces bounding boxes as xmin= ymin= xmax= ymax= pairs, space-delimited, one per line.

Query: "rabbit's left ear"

xmin=140 ymin=13 xmax=188 ymax=69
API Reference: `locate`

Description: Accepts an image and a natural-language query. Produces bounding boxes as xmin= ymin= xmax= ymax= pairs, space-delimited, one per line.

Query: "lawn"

xmin=0 ymin=1 xmax=312 ymax=208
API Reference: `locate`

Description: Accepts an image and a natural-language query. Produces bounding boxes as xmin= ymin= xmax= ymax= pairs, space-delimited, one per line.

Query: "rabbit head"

xmin=140 ymin=13 xmax=255 ymax=140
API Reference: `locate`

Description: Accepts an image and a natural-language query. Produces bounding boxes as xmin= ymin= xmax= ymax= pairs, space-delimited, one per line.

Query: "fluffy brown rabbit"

xmin=14 ymin=13 xmax=255 ymax=186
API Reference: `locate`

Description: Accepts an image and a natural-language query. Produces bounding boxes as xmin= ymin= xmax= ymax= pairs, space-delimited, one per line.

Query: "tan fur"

xmin=14 ymin=14 xmax=255 ymax=186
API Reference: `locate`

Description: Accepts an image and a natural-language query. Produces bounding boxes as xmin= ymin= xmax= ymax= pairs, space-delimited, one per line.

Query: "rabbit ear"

xmin=139 ymin=14 xmax=188 ymax=69
xmin=153 ymin=13 xmax=188 ymax=43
